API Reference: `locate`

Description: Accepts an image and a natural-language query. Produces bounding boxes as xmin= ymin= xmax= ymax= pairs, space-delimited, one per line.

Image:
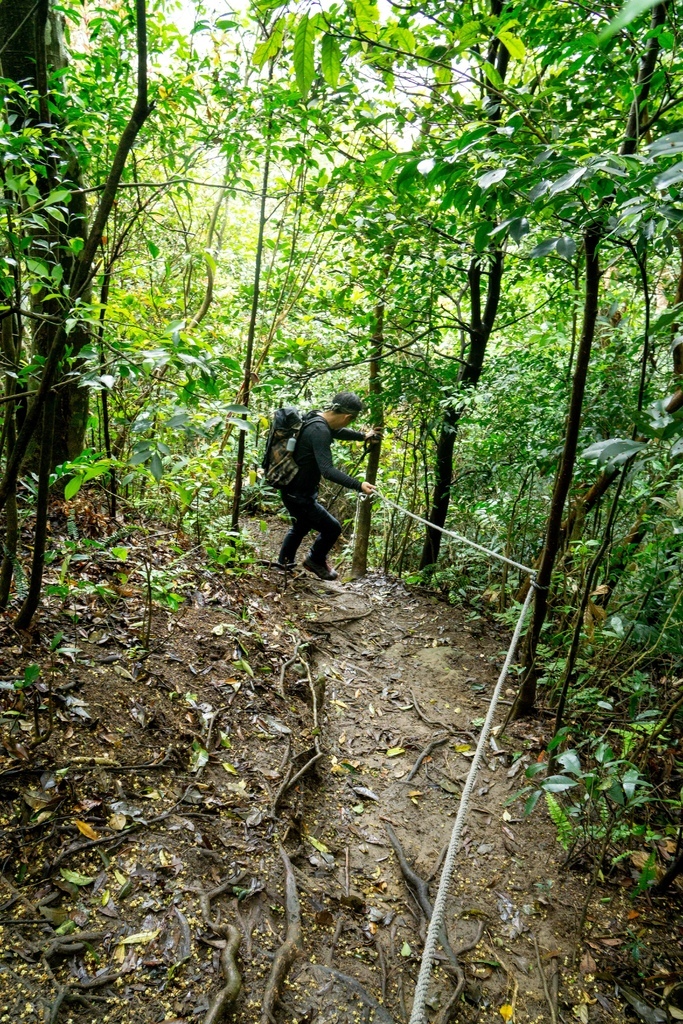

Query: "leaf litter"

xmin=0 ymin=508 xmax=680 ymax=1023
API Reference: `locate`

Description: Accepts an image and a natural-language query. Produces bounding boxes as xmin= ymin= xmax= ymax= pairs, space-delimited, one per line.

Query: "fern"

xmin=67 ymin=511 xmax=79 ymax=540
xmin=545 ymin=792 xmax=573 ymax=850
xmin=4 ymin=547 xmax=28 ymax=602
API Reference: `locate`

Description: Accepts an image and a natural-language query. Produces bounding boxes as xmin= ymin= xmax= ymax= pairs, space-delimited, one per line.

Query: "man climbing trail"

xmin=277 ymin=392 xmax=380 ymax=580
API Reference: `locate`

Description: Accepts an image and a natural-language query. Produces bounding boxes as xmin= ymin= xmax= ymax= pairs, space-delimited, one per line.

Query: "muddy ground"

xmin=0 ymin=506 xmax=681 ymax=1024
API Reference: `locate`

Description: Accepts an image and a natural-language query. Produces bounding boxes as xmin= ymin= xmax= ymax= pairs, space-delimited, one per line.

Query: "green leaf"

xmin=556 ymin=750 xmax=582 ymax=776
xmin=111 ymin=547 xmax=128 ymax=561
xmin=293 ymin=14 xmax=315 ymax=101
xmin=482 ymin=61 xmax=503 ymax=90
xmin=24 ymin=664 xmax=40 ymax=687
xmin=401 ymin=941 xmax=411 ymax=956
xmin=253 ymin=18 xmax=285 ymax=69
xmin=60 ymin=868 xmax=95 ymax=886
xmin=548 ymin=166 xmax=586 ymax=195
xmin=541 ymin=775 xmax=578 ymax=793
xmin=354 ymin=0 xmax=380 ymax=37
xmin=497 ymin=29 xmax=525 ymax=60
xmin=598 ymin=0 xmax=661 ymax=42
xmin=150 ymin=452 xmax=163 ymax=481
xmin=64 ymin=475 xmax=83 ymax=500
xmin=190 ymin=741 xmax=209 ymax=772
xmin=647 ymin=131 xmax=683 ymax=158
xmin=321 ymin=34 xmax=342 ymax=88
xmin=580 ymin=437 xmax=647 ymax=465
xmin=147 ymin=240 xmax=159 ymax=258
xmin=477 ymin=168 xmax=507 ymax=190
xmin=530 ymin=237 xmax=559 ymax=258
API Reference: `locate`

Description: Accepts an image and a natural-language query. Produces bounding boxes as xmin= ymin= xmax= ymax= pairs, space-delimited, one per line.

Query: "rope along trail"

xmin=371 ymin=490 xmax=536 ymax=1024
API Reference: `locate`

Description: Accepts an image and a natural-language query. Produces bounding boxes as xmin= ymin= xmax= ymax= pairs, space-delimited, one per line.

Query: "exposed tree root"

xmin=272 ymin=650 xmax=324 ymax=813
xmin=261 ymin=846 xmax=302 ymax=1024
xmin=278 ymin=643 xmax=302 ymax=697
xmin=405 ymin=731 xmax=449 ymax=782
xmin=199 ymin=874 xmax=243 ymax=1024
xmin=383 ymin=822 xmax=464 ymax=987
xmin=533 ymin=934 xmax=558 ymax=1024
xmin=305 ymin=964 xmax=396 ymax=1022
xmin=433 ymin=921 xmax=485 ymax=1024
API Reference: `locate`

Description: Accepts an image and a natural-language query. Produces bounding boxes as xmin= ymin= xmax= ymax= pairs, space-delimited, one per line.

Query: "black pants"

xmin=279 ymin=491 xmax=342 ymax=565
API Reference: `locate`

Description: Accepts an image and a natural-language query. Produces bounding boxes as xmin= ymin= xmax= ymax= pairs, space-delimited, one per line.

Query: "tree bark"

xmin=419 ymin=249 xmax=504 ymax=567
xmin=0 ymin=0 xmax=90 ymax=468
xmin=231 ymin=142 xmax=271 ymax=531
xmin=0 ymin=0 xmax=152 ymax=517
xmin=351 ymin=300 xmax=385 ymax=578
xmin=512 ymin=224 xmax=602 ymax=719
xmin=14 ymin=392 xmax=56 ymax=629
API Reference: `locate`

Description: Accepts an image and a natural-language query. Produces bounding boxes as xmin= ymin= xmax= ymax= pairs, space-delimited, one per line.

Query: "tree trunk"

xmin=0 ymin=0 xmax=152 ymax=518
xmin=515 ymin=0 xmax=669 ymax=593
xmin=0 ymin=315 xmax=19 ymax=607
xmin=351 ymin=301 xmax=385 ymax=578
xmin=14 ymin=392 xmax=56 ymax=629
xmin=231 ymin=143 xmax=271 ymax=531
xmin=419 ymin=249 xmax=504 ymax=568
xmin=0 ymin=0 xmax=90 ymax=469
xmin=512 ymin=224 xmax=602 ymax=719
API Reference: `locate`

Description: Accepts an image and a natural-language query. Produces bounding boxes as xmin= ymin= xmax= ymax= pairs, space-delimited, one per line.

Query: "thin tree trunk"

xmin=512 ymin=224 xmax=602 ymax=719
xmin=516 ymin=0 xmax=669 ymax=588
xmin=420 ymin=249 xmax=504 ymax=568
xmin=0 ymin=317 xmax=18 ymax=607
xmin=351 ymin=301 xmax=385 ymax=579
xmin=14 ymin=391 xmax=56 ymax=629
xmin=230 ymin=141 xmax=271 ymax=531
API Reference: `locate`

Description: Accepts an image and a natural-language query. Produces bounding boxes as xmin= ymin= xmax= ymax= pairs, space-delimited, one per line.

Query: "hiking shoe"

xmin=303 ymin=555 xmax=338 ymax=581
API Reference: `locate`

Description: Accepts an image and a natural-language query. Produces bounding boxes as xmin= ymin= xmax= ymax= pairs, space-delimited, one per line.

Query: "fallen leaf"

xmin=120 ymin=928 xmax=160 ymax=945
xmin=222 ymin=762 xmax=239 ymax=775
xmin=454 ymin=743 xmax=471 ymax=753
xmin=108 ymin=812 xmax=127 ymax=831
xmin=401 ymin=942 xmax=411 ymax=956
xmin=60 ymin=868 xmax=94 ymax=886
xmin=499 ymin=1004 xmax=514 ymax=1022
xmin=74 ymin=819 xmax=98 ymax=840
xmin=580 ymin=952 xmax=597 ymax=974
xmin=386 ymin=747 xmax=405 ymax=757
xmin=308 ymin=836 xmax=330 ymax=854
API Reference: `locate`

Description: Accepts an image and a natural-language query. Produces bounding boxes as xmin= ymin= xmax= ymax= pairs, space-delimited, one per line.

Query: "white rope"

xmin=408 ymin=579 xmax=536 ymax=1023
xmin=361 ymin=488 xmax=536 ymax=1022
xmin=375 ymin=490 xmax=535 ymax=576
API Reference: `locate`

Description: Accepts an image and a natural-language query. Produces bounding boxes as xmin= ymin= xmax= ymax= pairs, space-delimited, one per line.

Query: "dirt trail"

xmin=0 ymin=514 xmax=662 ymax=1024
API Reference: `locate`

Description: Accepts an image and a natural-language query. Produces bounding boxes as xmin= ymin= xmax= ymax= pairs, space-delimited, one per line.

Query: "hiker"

xmin=277 ymin=392 xmax=380 ymax=580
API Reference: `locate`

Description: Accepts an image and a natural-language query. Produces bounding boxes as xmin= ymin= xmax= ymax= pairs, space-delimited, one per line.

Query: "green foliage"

xmin=544 ymin=793 xmax=573 ymax=851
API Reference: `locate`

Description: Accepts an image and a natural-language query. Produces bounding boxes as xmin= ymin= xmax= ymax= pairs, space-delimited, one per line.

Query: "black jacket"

xmin=285 ymin=415 xmax=365 ymax=497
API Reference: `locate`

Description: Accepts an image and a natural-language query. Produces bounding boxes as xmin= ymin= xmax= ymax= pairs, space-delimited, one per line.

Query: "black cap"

xmin=329 ymin=391 xmax=364 ymax=415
